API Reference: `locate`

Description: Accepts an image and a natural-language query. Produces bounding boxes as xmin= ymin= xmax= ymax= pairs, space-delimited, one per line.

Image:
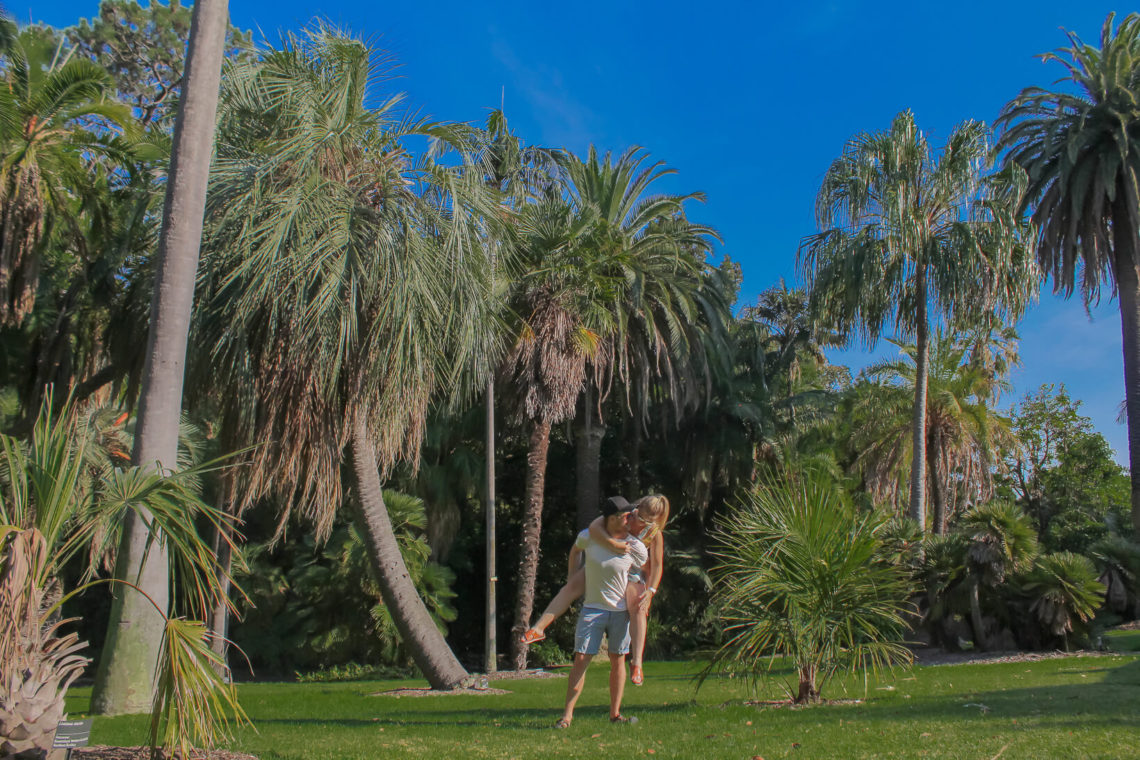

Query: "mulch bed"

xmin=369 ymin=668 xmax=563 ymax=697
xmin=72 ymin=748 xmax=256 ymax=760
xmin=371 ymin=686 xmax=512 ymax=697
xmin=912 ymin=648 xmax=1116 ymax=667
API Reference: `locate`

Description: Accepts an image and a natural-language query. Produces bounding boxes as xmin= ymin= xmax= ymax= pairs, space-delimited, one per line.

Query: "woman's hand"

xmin=607 ymin=536 xmax=630 ymax=554
xmin=639 ymin=587 xmax=655 ymax=611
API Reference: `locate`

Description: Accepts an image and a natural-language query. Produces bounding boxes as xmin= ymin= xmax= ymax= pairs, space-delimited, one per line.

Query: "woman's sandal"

xmin=520 ymin=628 xmax=546 ymax=645
xmin=610 ymin=714 xmax=635 ymax=723
xmin=630 ymin=665 xmax=644 ymax=686
xmin=554 ymin=718 xmax=571 ymax=729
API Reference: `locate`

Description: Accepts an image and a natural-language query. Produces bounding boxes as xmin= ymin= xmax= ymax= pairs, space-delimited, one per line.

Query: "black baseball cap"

xmin=600 ymin=495 xmax=635 ymax=517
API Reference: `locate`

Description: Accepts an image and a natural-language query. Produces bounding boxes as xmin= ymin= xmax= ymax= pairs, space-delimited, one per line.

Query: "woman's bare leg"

xmin=626 ymin=580 xmax=648 ymax=668
xmin=532 ymin=568 xmax=586 ymax=632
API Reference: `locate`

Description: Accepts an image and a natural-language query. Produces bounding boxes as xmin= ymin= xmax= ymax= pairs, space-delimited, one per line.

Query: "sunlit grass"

xmin=68 ymin=654 xmax=1140 ymax=759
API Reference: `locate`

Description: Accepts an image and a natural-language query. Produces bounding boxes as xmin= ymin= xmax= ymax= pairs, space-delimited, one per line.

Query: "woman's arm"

xmin=640 ymin=534 xmax=665 ymax=605
xmin=588 ymin=515 xmax=628 ymax=553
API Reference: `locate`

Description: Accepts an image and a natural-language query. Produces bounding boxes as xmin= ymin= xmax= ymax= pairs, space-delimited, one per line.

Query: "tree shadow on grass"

xmin=251 ymin=699 xmax=698 ymax=731
xmin=851 ymin=658 xmax=1140 ymax=730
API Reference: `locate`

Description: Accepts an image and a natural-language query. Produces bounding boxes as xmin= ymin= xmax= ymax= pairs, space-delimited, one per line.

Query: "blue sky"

xmin=30 ymin=0 xmax=1130 ymax=461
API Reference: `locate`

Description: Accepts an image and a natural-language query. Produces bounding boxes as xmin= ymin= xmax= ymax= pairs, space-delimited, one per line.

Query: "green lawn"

xmin=68 ymin=654 xmax=1140 ymax=759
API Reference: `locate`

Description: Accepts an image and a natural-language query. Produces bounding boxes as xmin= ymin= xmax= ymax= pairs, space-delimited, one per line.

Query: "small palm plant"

xmin=1090 ymin=536 xmax=1140 ymax=618
xmin=0 ymin=396 xmax=248 ymax=758
xmin=705 ymin=469 xmax=913 ymax=703
xmin=1015 ymin=552 xmax=1104 ymax=650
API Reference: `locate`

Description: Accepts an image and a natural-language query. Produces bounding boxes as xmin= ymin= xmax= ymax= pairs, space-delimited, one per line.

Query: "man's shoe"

xmin=630 ymin=665 xmax=644 ymax=686
xmin=520 ymin=628 xmax=546 ymax=645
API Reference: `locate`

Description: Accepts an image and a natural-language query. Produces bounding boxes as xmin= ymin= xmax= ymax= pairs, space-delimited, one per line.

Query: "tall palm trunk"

xmin=1113 ymin=192 xmax=1140 ymax=537
xmin=575 ymin=388 xmax=604 ymax=531
xmin=909 ymin=270 xmax=929 ymax=530
xmin=349 ymin=416 xmax=468 ymax=689
xmin=927 ymin=426 xmax=947 ymax=535
xmin=91 ymin=0 xmax=228 ymax=714
xmin=511 ymin=419 xmax=552 ymax=669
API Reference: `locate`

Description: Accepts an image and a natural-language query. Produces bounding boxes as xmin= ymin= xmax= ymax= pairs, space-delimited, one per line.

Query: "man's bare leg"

xmin=608 ymin=653 xmax=627 ymax=719
xmin=561 ymin=653 xmax=591 ymax=724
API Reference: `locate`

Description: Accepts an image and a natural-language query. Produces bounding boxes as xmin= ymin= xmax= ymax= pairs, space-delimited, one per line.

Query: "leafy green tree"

xmin=997 ymin=12 xmax=1140 ymax=536
xmin=800 ymin=111 xmax=1034 ymax=531
xmin=232 ymin=491 xmax=456 ymax=674
xmin=67 ymin=0 xmax=251 ymax=128
xmin=705 ymin=468 xmax=912 ymax=703
xmin=1003 ymin=384 xmax=1130 ymax=551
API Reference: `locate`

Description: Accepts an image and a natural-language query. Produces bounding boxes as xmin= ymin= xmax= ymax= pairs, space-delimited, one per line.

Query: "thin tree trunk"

xmin=795 ymin=664 xmax=819 ymax=704
xmin=927 ymin=427 xmax=947 ymax=535
xmin=207 ymin=507 xmax=234 ymax=674
xmin=484 ymin=379 xmax=497 ymax=674
xmin=1112 ymin=192 xmax=1140 ymax=537
xmin=91 ymin=0 xmax=228 ymax=715
xmin=575 ymin=388 xmax=604 ymax=531
xmin=967 ymin=576 xmax=987 ymax=651
xmin=909 ymin=270 xmax=929 ymax=530
xmin=349 ymin=416 xmax=468 ymax=689
xmin=511 ymin=419 xmax=552 ymax=669
xmin=628 ymin=414 xmax=642 ymax=496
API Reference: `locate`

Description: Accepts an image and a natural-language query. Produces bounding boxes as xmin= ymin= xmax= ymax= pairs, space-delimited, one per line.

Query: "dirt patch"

xmin=482 ymin=668 xmax=565 ymax=681
xmin=742 ymin=698 xmax=863 ymax=709
xmin=371 ymin=686 xmax=512 ymax=697
xmin=1110 ymin=621 xmax=1140 ymax=632
xmin=912 ymin=648 xmax=1116 ymax=667
xmin=72 ymin=747 xmax=256 ymax=760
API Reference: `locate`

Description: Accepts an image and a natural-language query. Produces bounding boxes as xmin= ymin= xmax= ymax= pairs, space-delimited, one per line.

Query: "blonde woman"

xmin=522 ymin=494 xmax=670 ymax=685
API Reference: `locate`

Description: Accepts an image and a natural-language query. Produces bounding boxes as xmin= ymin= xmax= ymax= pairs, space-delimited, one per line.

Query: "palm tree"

xmin=504 ymin=193 xmax=610 ymax=668
xmin=705 ymin=468 xmax=911 ymax=703
xmin=799 ymin=111 xmax=1034 ymax=531
xmin=958 ymin=501 xmax=1038 ymax=650
xmin=559 ymin=146 xmax=720 ymax=529
xmin=0 ymin=27 xmax=132 ymax=326
xmin=199 ymin=27 xmax=493 ymax=689
xmin=91 ymin=0 xmax=230 ymax=715
xmin=996 ymin=12 xmax=1140 ymax=535
xmin=855 ymin=332 xmax=1016 ymax=533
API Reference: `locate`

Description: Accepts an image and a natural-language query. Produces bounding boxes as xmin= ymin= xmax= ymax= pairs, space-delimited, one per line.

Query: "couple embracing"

xmin=521 ymin=493 xmax=670 ymax=727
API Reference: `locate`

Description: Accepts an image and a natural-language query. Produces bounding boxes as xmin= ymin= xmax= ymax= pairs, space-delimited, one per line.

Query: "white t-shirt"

xmin=575 ymin=529 xmax=648 ymax=612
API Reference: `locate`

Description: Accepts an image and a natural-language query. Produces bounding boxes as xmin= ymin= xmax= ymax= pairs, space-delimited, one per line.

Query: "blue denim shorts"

xmin=574 ymin=607 xmax=631 ymax=656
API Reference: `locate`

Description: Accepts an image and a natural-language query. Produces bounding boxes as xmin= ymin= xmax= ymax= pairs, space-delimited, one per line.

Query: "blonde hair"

xmin=635 ymin=494 xmax=670 ymax=542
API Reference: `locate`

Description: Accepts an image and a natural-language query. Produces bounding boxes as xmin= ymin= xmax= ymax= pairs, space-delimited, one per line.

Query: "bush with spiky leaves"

xmin=1013 ymin=552 xmax=1104 ymax=650
xmin=704 ymin=469 xmax=913 ymax=703
xmin=0 ymin=396 xmax=247 ymax=757
xmin=1091 ymin=536 xmax=1140 ymax=619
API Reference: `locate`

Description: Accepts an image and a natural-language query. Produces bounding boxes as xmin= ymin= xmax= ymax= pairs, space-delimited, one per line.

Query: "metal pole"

xmin=485 ymin=378 xmax=497 ymax=673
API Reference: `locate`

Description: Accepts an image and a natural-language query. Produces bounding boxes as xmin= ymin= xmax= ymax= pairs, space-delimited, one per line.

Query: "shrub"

xmin=1014 ymin=552 xmax=1104 ymax=650
xmin=704 ymin=469 xmax=913 ymax=703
